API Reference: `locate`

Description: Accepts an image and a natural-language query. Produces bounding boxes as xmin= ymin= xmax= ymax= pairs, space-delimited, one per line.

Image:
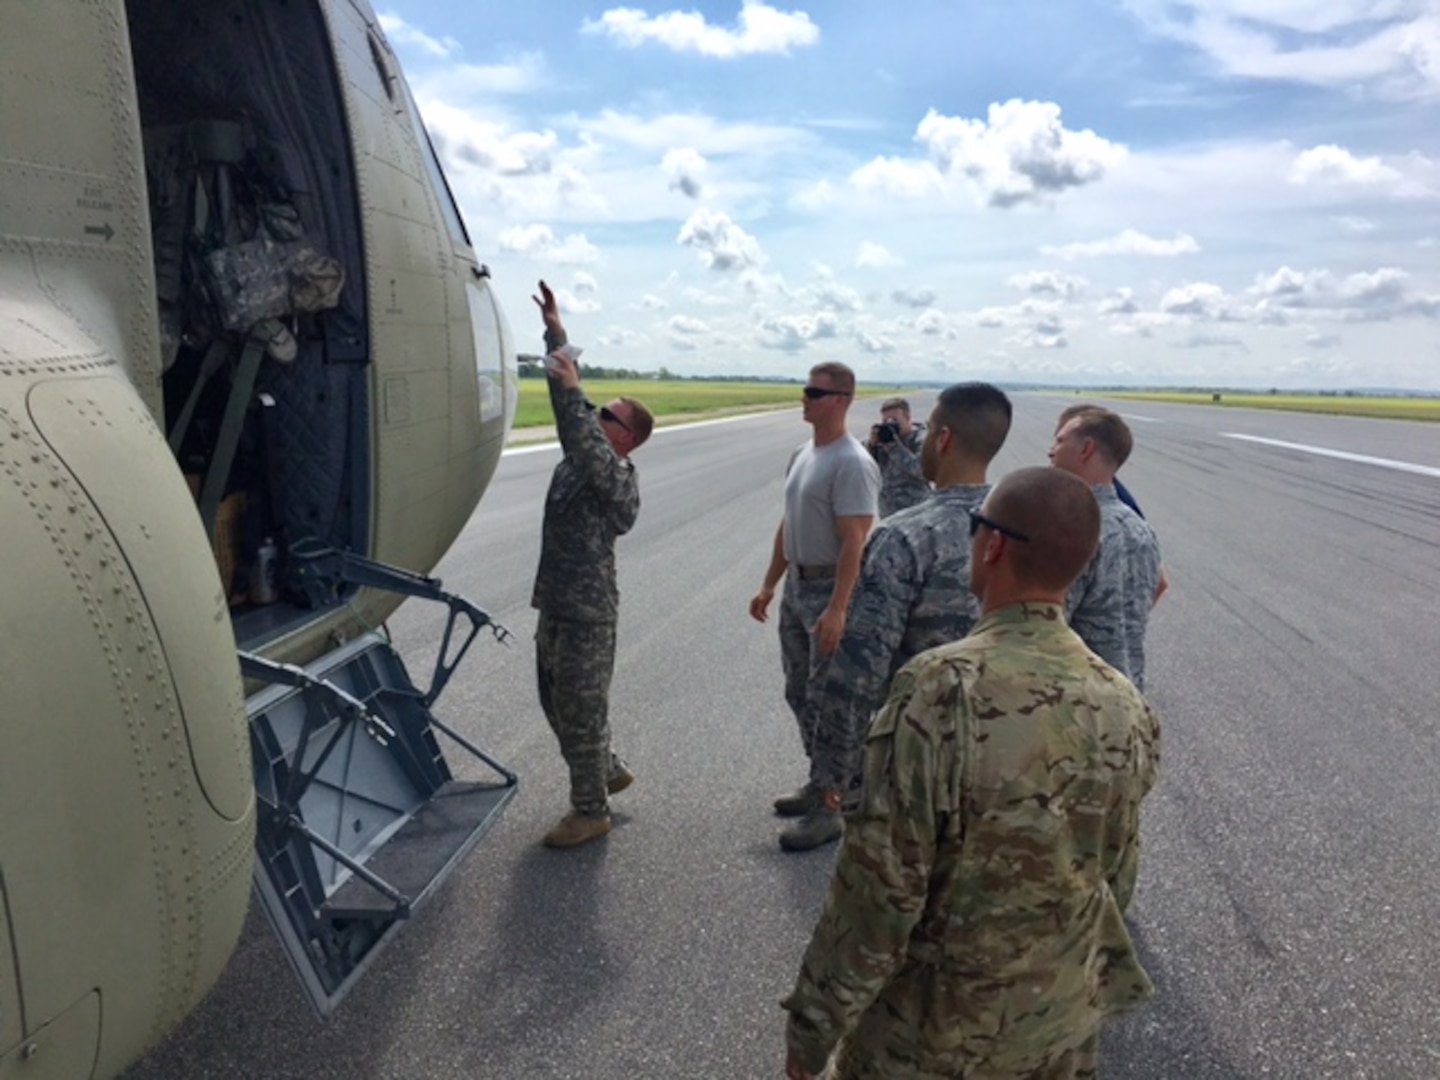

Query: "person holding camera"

xmin=530 ymin=280 xmax=654 ymax=849
xmin=867 ymin=397 xmax=929 ymax=517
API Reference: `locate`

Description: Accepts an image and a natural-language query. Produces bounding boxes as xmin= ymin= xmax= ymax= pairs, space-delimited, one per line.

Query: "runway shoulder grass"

xmin=1108 ymin=391 xmax=1440 ymax=423
xmin=514 ymin=378 xmax=904 ymax=428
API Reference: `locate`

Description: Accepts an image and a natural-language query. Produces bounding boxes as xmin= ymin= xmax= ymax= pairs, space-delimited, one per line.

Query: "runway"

xmin=126 ymin=392 xmax=1440 ymax=1079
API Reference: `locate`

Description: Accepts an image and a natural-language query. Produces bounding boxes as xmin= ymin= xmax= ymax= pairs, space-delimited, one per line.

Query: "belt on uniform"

xmin=795 ymin=564 xmax=836 ymax=581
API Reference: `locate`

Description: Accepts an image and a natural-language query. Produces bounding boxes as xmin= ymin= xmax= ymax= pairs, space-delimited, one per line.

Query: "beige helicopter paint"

xmin=0 ymin=4 xmax=254 ymax=1075
xmin=0 ymin=0 xmax=516 ymax=1075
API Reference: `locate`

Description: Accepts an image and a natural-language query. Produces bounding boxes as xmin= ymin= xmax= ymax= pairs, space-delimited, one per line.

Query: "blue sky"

xmin=377 ymin=0 xmax=1440 ymax=389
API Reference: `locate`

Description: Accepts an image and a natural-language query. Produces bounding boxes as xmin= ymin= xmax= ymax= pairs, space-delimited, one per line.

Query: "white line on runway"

xmin=1223 ymin=433 xmax=1440 ymax=478
xmin=502 ymin=408 xmax=784 ymax=456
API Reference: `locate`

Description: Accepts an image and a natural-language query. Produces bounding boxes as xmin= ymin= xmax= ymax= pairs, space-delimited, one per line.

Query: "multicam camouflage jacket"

xmin=810 ymin=484 xmax=990 ymax=793
xmin=1066 ymin=485 xmax=1162 ymax=690
xmin=784 ymin=603 xmax=1161 ymax=1078
xmin=530 ymin=377 xmax=639 ymax=623
xmin=871 ymin=422 xmax=929 ymax=518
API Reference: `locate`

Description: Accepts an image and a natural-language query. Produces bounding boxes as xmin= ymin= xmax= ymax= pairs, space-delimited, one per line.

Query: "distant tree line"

xmin=516 ymin=354 xmax=803 ymax=383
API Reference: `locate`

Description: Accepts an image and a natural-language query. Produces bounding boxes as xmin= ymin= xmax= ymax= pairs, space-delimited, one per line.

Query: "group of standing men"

xmin=745 ymin=364 xmax=1165 ymax=1078
xmin=522 ymin=279 xmax=1168 ymax=1076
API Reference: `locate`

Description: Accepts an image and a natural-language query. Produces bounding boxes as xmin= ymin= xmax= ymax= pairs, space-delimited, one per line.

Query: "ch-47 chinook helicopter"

xmin=1 ymin=1 xmax=523 ymax=1076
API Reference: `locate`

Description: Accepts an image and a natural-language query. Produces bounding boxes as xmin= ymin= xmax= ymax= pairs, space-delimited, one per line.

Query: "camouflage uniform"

xmin=872 ymin=422 xmax=930 ymax=518
xmin=1066 ymin=485 xmax=1162 ymax=690
xmin=809 ymin=484 xmax=990 ymax=799
xmin=784 ymin=603 xmax=1160 ymax=1079
xmin=532 ymin=375 xmax=639 ymax=816
xmin=777 ymin=438 xmax=881 ymax=793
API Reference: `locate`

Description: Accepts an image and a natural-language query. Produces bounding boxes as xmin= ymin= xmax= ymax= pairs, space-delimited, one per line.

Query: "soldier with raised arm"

xmin=531 ymin=281 xmax=654 ymax=849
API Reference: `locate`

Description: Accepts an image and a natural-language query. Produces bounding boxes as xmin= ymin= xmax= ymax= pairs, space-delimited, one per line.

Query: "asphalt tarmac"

xmin=125 ymin=392 xmax=1440 ymax=1079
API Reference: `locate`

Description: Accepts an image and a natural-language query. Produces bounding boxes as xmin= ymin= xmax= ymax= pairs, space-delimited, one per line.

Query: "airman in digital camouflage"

xmin=811 ymin=383 xmax=1012 ymax=810
xmin=531 ymin=281 xmax=654 ymax=849
xmin=749 ymin=363 xmax=880 ymax=852
xmin=783 ymin=467 xmax=1161 ymax=1080
xmin=866 ymin=396 xmax=930 ymax=517
xmin=1049 ymin=407 xmax=1163 ymax=689
xmin=1054 ymin=403 xmax=1169 ymax=604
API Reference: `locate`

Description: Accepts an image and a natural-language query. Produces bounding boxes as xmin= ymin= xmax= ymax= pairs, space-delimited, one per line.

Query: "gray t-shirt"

xmin=782 ymin=436 xmax=880 ymax=566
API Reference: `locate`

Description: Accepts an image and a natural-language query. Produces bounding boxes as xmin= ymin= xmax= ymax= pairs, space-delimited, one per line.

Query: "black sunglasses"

xmin=803 ymin=386 xmax=851 ymax=400
xmin=598 ymin=404 xmax=633 ymax=434
xmin=967 ymin=508 xmax=1030 ymax=543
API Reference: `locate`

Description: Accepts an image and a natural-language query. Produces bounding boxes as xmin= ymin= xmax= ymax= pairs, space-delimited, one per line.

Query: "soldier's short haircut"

xmin=1056 ymin=402 xmax=1100 ymax=432
xmin=933 ymin=382 xmax=1013 ymax=463
xmin=809 ymin=361 xmax=856 ymax=394
xmin=1065 ymin=407 xmax=1133 ymax=468
xmin=619 ymin=396 xmax=654 ymax=448
xmin=880 ymin=397 xmax=910 ymax=415
xmin=987 ymin=467 xmax=1100 ymax=591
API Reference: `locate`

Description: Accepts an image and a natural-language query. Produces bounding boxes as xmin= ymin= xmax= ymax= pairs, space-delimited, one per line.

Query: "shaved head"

xmin=986 ymin=467 xmax=1100 ymax=592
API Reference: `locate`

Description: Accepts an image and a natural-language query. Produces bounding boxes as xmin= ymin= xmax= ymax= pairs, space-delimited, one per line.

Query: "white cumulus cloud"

xmin=913 ymin=100 xmax=1126 ymax=207
xmin=856 ymin=242 xmax=904 ymax=269
xmin=1288 ymin=144 xmax=1404 ymax=187
xmin=498 ymin=224 xmax=601 ymax=265
xmin=757 ymin=312 xmax=839 ymax=351
xmin=892 ymin=287 xmax=937 ymax=309
xmin=1120 ymin=1 xmax=1440 ymax=99
xmin=1099 ymin=288 xmax=1141 ymax=316
xmin=1160 ymin=281 xmax=1230 ymax=318
xmin=1009 ymin=270 xmax=1088 ymax=299
xmin=850 ymin=157 xmax=946 ymax=198
xmin=677 ymin=208 xmax=765 ymax=271
xmin=1043 ymin=229 xmax=1200 ymax=260
xmin=662 ymin=147 xmax=708 ymax=199
xmin=423 ymin=101 xmax=557 ymax=176
xmin=584 ymin=2 xmax=820 ymax=58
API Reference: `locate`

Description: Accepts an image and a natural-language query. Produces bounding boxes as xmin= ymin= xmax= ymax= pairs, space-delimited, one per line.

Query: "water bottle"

xmin=252 ymin=536 xmax=279 ymax=604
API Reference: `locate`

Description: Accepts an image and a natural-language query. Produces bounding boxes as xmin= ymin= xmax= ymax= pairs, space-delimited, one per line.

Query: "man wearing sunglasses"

xmin=531 ymin=281 xmax=654 ymax=849
xmin=749 ymin=362 xmax=880 ymax=852
xmin=784 ymin=467 xmax=1160 ymax=1080
xmin=1048 ymin=406 xmax=1162 ymax=690
xmin=812 ymin=382 xmax=1012 ymax=815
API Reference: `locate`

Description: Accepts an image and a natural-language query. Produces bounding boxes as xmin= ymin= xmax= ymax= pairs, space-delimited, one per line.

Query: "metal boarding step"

xmin=241 ymin=545 xmax=516 ymax=1015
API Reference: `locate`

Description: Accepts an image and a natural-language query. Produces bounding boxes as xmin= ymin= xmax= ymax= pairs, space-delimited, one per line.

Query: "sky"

xmin=376 ymin=0 xmax=1440 ymax=390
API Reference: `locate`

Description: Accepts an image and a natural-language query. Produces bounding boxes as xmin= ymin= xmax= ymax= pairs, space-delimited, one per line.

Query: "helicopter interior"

xmin=128 ymin=0 xmax=370 ymax=646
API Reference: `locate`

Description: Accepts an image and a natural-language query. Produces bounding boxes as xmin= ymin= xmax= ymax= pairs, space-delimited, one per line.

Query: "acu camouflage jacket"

xmin=530 ymin=377 xmax=639 ymax=623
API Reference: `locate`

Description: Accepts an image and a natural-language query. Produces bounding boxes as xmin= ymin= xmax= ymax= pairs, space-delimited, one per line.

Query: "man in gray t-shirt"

xmin=750 ymin=362 xmax=880 ymax=852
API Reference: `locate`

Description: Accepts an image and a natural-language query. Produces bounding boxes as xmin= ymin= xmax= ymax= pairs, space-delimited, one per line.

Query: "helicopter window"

xmin=367 ymin=29 xmax=399 ymax=104
xmin=402 ymin=83 xmax=472 ymax=249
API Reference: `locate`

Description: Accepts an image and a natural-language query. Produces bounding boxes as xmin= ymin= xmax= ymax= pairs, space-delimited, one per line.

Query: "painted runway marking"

xmin=1223 ymin=433 xmax=1440 ymax=478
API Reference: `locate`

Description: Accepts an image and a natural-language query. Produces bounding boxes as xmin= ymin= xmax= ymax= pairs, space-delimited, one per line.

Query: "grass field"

xmin=1106 ymin=391 xmax=1440 ymax=423
xmin=513 ymin=378 xmax=901 ymax=428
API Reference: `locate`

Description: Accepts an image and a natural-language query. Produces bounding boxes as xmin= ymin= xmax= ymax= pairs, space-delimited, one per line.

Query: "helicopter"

xmin=0 ymin=1 xmax=521 ymax=1076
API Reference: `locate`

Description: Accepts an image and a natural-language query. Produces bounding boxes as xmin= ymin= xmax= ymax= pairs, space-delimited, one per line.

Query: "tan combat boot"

xmin=542 ymin=812 xmax=613 ymax=849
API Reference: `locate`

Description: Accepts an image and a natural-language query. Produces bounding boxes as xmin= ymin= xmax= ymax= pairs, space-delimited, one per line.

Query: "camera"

xmin=877 ymin=419 xmax=901 ymax=444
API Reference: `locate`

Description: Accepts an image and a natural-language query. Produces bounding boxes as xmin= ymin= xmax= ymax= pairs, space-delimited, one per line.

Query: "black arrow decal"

xmin=84 ymin=223 xmax=115 ymax=242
